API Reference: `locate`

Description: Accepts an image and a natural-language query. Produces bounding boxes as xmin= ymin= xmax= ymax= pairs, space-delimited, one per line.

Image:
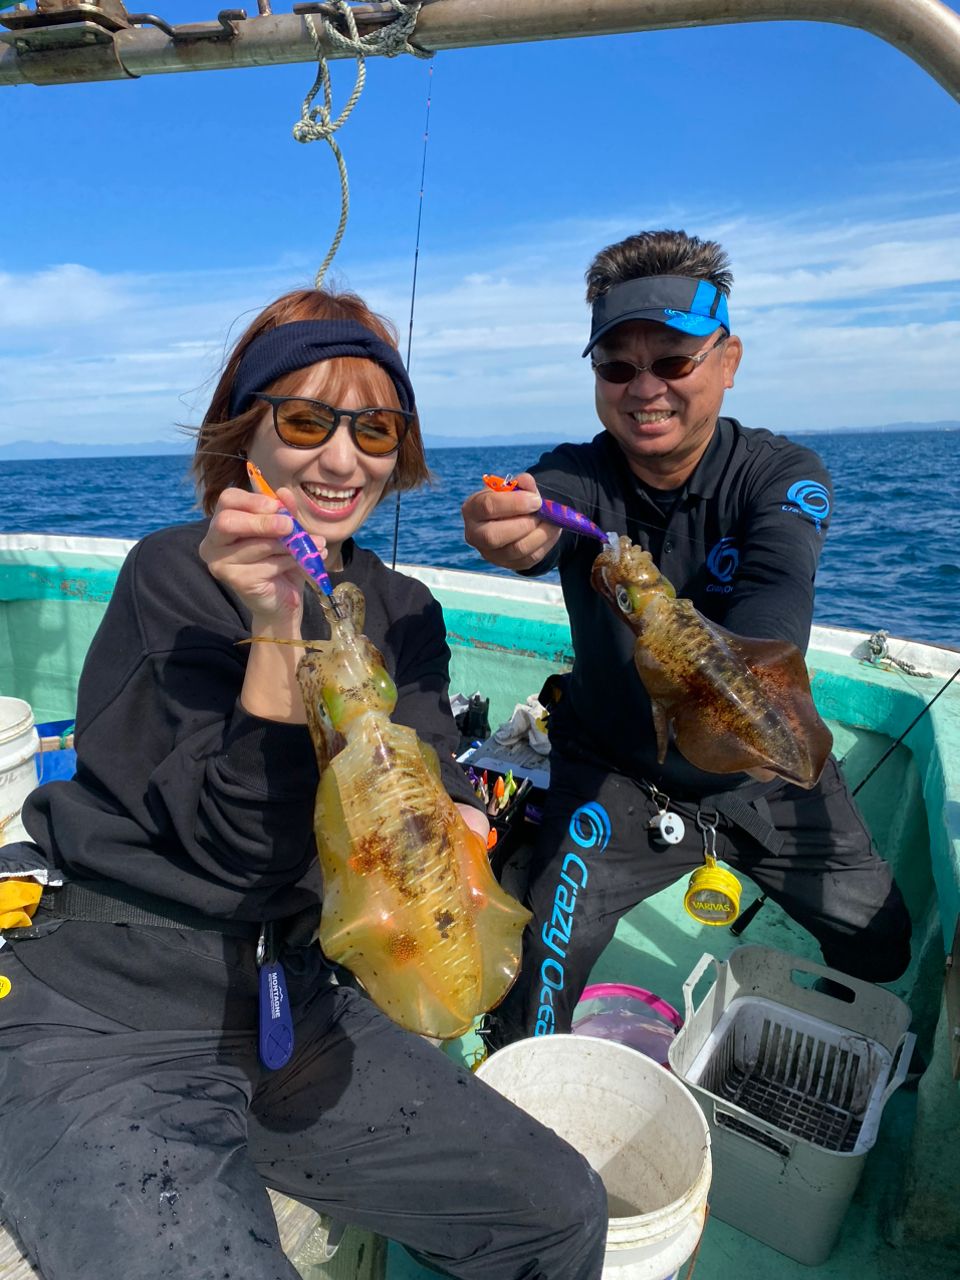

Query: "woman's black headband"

xmin=228 ymin=319 xmax=416 ymax=419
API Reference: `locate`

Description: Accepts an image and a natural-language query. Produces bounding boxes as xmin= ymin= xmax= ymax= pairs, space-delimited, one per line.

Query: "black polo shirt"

xmin=526 ymin=417 xmax=833 ymax=797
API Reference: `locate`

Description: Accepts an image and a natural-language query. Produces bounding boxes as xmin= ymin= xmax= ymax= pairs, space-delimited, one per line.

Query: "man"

xmin=461 ymin=229 xmax=912 ymax=1049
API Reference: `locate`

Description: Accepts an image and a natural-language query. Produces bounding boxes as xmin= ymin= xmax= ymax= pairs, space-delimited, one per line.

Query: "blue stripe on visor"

xmin=661 ymin=283 xmax=730 ymax=335
xmin=692 ymin=280 xmax=730 ymax=331
xmin=583 ymin=274 xmax=731 ymax=354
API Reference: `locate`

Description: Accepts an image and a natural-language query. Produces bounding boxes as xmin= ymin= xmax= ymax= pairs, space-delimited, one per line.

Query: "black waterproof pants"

xmin=486 ymin=747 xmax=912 ymax=1049
xmin=0 ymin=926 xmax=607 ymax=1280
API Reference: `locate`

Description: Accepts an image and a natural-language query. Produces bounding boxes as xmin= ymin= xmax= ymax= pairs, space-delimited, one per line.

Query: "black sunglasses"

xmin=592 ymin=332 xmax=728 ymax=384
xmin=254 ymin=394 xmax=413 ymax=457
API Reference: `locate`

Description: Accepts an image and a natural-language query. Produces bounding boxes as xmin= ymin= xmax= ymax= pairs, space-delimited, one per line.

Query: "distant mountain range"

xmin=0 ymin=440 xmax=193 ymax=460
xmin=0 ymin=421 xmax=957 ymax=460
xmin=792 ymin=419 xmax=960 ymax=437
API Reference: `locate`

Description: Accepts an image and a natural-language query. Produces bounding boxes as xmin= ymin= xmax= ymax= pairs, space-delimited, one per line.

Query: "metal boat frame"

xmin=2 ymin=0 xmax=960 ymax=97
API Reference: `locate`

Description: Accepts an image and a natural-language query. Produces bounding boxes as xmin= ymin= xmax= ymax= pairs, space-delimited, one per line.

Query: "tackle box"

xmin=458 ymin=758 xmax=544 ymax=881
xmin=667 ymin=946 xmax=915 ymax=1265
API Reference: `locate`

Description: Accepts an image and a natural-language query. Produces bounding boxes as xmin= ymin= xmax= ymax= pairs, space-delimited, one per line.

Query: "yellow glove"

xmin=0 ymin=878 xmax=43 ymax=930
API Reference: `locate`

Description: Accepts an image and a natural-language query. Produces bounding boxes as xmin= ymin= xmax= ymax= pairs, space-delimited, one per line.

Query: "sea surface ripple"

xmin=2 ymin=429 xmax=957 ymax=650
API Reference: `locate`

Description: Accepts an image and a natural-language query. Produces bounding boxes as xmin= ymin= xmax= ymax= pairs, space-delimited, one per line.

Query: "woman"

xmin=0 ymin=289 xmax=607 ymax=1280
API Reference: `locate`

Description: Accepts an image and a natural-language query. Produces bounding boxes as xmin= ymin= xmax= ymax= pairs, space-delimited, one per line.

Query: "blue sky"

xmin=3 ymin=3 xmax=960 ymax=448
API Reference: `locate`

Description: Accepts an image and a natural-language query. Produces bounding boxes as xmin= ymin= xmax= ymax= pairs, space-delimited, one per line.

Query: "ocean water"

xmin=1 ymin=429 xmax=958 ymax=649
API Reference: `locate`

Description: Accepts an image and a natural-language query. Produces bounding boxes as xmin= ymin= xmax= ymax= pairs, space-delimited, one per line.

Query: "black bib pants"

xmin=485 ymin=743 xmax=912 ymax=1050
xmin=0 ymin=922 xmax=607 ymax=1280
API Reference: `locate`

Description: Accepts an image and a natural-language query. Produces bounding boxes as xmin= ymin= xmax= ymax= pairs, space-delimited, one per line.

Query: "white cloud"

xmin=0 ymin=264 xmax=134 ymax=332
xmin=1 ymin=194 xmax=959 ymax=445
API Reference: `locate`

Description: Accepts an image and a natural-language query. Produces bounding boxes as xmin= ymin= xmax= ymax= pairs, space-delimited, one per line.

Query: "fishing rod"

xmin=730 ymin=657 xmax=960 ymax=937
xmin=391 ymin=56 xmax=434 ymax=571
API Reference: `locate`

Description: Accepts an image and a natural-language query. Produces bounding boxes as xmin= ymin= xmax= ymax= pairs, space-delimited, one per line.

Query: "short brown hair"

xmin=192 ymin=288 xmax=430 ymax=514
xmin=585 ymin=231 xmax=733 ymax=303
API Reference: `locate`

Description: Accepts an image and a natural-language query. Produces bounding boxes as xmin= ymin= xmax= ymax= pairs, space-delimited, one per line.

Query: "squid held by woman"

xmin=246 ymin=461 xmax=531 ymax=1038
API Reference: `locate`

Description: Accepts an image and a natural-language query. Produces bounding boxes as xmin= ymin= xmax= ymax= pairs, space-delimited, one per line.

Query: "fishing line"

xmin=732 ymin=657 xmax=960 ymax=938
xmin=195 ymin=447 xmax=254 ymax=478
xmin=849 ymin=661 xmax=960 ymax=797
xmin=391 ymin=58 xmax=435 ymax=572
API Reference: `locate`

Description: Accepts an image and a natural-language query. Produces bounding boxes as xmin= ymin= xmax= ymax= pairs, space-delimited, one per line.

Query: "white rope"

xmin=865 ymin=629 xmax=933 ymax=678
xmin=292 ymin=1 xmax=431 ymax=286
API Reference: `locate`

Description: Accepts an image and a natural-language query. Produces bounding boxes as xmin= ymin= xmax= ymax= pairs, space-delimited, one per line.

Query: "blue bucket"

xmin=35 ymin=719 xmax=77 ymax=784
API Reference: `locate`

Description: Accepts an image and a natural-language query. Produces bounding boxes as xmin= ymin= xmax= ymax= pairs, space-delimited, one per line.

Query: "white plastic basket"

xmin=668 ymin=947 xmax=915 ymax=1266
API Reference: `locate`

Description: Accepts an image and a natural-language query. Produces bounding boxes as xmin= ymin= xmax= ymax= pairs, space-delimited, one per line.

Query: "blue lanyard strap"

xmin=257 ymin=922 xmax=295 ymax=1070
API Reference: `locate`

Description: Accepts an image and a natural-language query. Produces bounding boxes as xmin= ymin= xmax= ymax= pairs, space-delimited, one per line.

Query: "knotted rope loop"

xmin=292 ymin=1 xmax=430 ymax=285
xmin=312 ymin=0 xmax=430 ymax=61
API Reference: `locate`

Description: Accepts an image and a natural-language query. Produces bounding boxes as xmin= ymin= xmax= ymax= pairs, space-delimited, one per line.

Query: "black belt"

xmin=554 ymin=727 xmax=788 ymax=857
xmin=702 ymin=789 xmax=786 ymax=856
xmin=35 ymin=879 xmax=263 ymax=941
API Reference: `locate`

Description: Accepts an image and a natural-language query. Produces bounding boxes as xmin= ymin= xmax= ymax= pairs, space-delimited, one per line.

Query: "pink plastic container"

xmin=572 ymin=983 xmax=683 ymax=1068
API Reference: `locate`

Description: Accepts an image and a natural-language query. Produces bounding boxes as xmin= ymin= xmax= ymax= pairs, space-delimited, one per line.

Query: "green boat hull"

xmin=0 ymin=533 xmax=957 ymax=1279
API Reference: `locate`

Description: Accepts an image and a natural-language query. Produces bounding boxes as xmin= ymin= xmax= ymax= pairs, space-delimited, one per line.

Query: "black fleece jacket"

xmin=21 ymin=520 xmax=476 ymax=922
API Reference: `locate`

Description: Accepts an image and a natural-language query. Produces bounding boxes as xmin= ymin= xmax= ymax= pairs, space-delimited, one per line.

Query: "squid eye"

xmin=615 ymin=584 xmax=634 ymax=613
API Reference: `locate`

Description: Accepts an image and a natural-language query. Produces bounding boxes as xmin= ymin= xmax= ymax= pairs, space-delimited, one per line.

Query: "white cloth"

xmin=493 ymin=697 xmax=551 ymax=757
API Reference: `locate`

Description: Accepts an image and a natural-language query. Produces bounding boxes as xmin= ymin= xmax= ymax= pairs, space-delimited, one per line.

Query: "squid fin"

xmin=678 ymin=627 xmax=832 ymax=786
xmin=724 ymin=630 xmax=833 ymax=786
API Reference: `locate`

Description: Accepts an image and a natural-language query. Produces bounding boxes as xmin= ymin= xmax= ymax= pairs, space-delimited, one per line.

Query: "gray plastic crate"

xmin=667 ymin=946 xmax=914 ymax=1265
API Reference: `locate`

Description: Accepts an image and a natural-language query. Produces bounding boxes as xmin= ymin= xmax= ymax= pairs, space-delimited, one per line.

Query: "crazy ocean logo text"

xmin=534 ymin=802 xmax=611 ymax=1037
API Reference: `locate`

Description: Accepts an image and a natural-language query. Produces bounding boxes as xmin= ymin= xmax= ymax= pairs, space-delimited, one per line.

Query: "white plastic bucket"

xmin=476 ymin=1034 xmax=711 ymax=1279
xmin=0 ymin=697 xmax=40 ymax=845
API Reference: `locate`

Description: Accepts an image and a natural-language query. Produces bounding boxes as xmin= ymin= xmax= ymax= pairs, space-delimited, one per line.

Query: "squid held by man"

xmin=592 ymin=534 xmax=833 ymax=788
